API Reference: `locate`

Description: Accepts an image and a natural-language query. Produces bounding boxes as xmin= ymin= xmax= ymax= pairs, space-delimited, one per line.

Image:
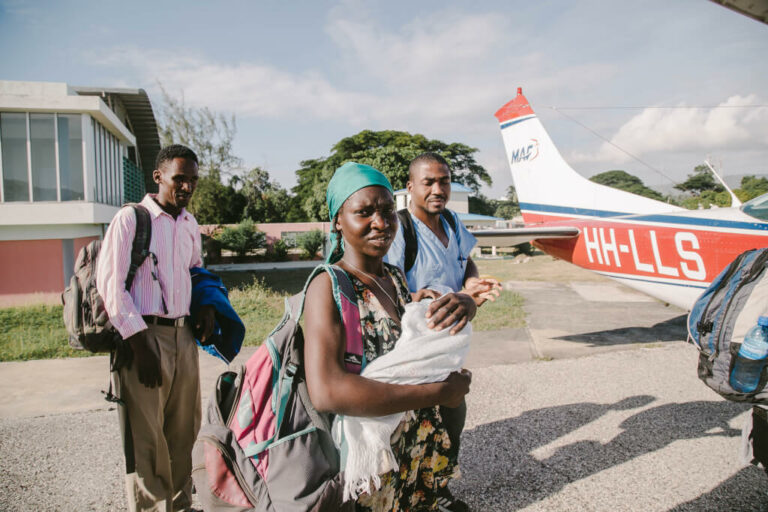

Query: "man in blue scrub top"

xmin=385 ymin=152 xmax=501 ymax=511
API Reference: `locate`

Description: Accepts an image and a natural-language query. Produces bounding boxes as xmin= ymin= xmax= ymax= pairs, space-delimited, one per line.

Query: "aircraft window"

xmin=741 ymin=193 xmax=768 ymax=221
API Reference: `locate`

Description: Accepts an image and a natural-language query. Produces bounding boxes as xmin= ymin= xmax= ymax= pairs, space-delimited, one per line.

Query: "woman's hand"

xmin=425 ymin=292 xmax=477 ymax=335
xmin=439 ymin=369 xmax=472 ymax=407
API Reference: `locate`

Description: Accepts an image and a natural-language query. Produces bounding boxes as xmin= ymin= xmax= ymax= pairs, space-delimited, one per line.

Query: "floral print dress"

xmin=346 ymin=263 xmax=460 ymax=512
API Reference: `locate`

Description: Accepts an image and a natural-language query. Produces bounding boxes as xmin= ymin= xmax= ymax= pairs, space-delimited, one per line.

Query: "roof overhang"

xmin=73 ymin=87 xmax=160 ymax=178
xmin=710 ymin=0 xmax=768 ymax=24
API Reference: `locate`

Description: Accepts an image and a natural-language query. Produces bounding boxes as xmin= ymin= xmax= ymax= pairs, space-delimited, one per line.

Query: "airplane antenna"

xmin=548 ymin=107 xmax=678 ymax=186
xmin=704 ymin=158 xmax=742 ymax=207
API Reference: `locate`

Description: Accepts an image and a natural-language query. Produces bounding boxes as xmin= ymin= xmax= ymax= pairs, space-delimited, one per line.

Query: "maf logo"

xmin=510 ymin=139 xmax=539 ymax=165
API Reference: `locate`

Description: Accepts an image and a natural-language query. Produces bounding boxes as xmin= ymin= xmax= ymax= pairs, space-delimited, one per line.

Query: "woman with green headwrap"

xmin=304 ymin=162 xmax=473 ymax=511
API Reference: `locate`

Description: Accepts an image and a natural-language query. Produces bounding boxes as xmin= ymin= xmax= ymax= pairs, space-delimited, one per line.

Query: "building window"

xmin=58 ymin=114 xmax=84 ymax=200
xmin=92 ymin=118 xmax=123 ymax=206
xmin=0 ymin=112 xmax=87 ymax=203
xmin=0 ymin=112 xmax=29 ymax=201
xmin=30 ymin=113 xmax=58 ymax=201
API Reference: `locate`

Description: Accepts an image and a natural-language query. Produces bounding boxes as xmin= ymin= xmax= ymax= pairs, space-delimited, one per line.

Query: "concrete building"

xmin=0 ymin=81 xmax=159 ymax=300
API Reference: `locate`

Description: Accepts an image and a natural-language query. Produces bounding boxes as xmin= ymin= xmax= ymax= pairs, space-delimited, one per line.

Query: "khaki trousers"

xmin=116 ymin=323 xmax=201 ymax=512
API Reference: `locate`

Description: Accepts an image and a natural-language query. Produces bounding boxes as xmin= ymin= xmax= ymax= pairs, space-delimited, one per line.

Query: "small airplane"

xmin=473 ymin=88 xmax=768 ymax=310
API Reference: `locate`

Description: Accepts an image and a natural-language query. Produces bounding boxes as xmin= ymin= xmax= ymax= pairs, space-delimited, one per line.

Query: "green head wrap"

xmin=325 ymin=162 xmax=394 ymax=263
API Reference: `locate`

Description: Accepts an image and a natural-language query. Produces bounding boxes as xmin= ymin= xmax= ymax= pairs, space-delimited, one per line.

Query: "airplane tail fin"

xmin=495 ymin=88 xmax=679 ymax=224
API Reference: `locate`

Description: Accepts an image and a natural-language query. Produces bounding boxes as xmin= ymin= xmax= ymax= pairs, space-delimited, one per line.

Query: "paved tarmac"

xmin=1 ymin=277 xmax=766 ymax=510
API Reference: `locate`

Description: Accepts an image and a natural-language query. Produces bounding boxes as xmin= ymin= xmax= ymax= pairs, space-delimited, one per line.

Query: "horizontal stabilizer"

xmin=472 ymin=226 xmax=579 ymax=247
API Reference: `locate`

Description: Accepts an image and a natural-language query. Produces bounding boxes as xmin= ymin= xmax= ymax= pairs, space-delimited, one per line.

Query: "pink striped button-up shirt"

xmin=96 ymin=194 xmax=203 ymax=339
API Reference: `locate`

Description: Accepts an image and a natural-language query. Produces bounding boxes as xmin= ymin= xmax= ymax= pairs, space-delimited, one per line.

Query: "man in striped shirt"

xmin=97 ymin=144 xmax=214 ymax=512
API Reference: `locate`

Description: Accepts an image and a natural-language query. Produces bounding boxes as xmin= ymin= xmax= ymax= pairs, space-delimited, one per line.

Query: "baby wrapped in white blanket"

xmin=332 ymin=299 xmax=471 ymax=501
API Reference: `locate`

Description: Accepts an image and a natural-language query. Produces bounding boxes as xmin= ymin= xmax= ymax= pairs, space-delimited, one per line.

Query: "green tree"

xmin=674 ymin=165 xmax=724 ymax=195
xmin=187 ymin=175 xmax=245 ymax=225
xmin=156 ymin=85 xmax=242 ymax=179
xmin=468 ymin=193 xmax=520 ymax=220
xmin=491 ymin=184 xmax=520 ymax=219
xmin=215 ymin=219 xmax=266 ymax=258
xmin=589 ymin=170 xmax=666 ymax=201
xmin=156 ymin=87 xmax=247 ymax=222
xmin=235 ymin=167 xmax=305 ymax=223
xmin=670 ymin=164 xmax=759 ymax=209
xmin=679 ymin=189 xmax=731 ymax=210
xmin=494 ymin=203 xmax=519 ymax=220
xmin=735 ymin=175 xmax=768 ymax=202
xmin=293 ymin=130 xmax=492 ymax=221
xmin=505 ymin=184 xmax=518 ymax=203
xmin=468 ymin=193 xmax=497 ymax=217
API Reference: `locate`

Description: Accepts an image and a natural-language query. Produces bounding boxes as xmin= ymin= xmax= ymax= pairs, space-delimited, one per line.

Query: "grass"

xmin=228 ymin=278 xmax=290 ymax=347
xmin=0 ymin=278 xmax=291 ymax=362
xmin=0 ymin=258 xmax=531 ymax=362
xmin=0 ymin=305 xmax=85 ymax=361
xmin=471 ymin=289 xmax=525 ymax=331
xmin=219 ymin=268 xmax=314 ymax=296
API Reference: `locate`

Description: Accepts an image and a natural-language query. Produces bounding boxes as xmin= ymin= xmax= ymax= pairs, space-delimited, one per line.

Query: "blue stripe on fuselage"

xmin=519 ymin=202 xmax=768 ymax=231
xmin=500 ymin=115 xmax=535 ymax=130
xmin=597 ymin=272 xmax=710 ymax=289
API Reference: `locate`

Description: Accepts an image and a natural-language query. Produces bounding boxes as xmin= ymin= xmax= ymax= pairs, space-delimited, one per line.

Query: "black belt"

xmin=143 ymin=315 xmax=189 ymax=327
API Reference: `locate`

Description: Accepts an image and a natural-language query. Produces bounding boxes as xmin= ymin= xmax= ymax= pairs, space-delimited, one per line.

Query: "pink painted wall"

xmin=0 ymin=236 xmax=99 ymax=296
xmin=0 ymin=239 xmax=63 ymax=295
xmin=200 ymin=222 xmax=331 ymax=246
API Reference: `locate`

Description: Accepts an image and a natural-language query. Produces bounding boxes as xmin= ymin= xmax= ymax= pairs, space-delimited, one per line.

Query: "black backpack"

xmin=396 ymin=208 xmax=459 ymax=273
xmin=61 ymin=204 xmax=152 ymax=353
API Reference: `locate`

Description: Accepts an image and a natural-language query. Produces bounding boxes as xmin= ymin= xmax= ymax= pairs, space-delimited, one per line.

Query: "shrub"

xmin=202 ymin=233 xmax=222 ymax=263
xmin=281 ymin=236 xmax=298 ymax=249
xmin=297 ymin=229 xmax=325 ymax=259
xmin=215 ymin=219 xmax=266 ymax=258
xmin=269 ymin=239 xmax=289 ymax=261
xmin=512 ymin=242 xmax=535 ymax=256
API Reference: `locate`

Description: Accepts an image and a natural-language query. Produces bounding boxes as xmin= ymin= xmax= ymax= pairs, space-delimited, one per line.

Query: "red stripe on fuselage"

xmin=523 ymin=212 xmax=768 ymax=283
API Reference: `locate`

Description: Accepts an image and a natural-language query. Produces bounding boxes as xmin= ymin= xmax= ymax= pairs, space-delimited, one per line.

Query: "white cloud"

xmin=326 ymin=9 xmax=509 ymax=86
xmin=91 ymin=7 xmax=615 ymax=140
xmin=572 ymin=95 xmax=768 ymax=163
xmin=92 ymin=47 xmax=378 ymax=122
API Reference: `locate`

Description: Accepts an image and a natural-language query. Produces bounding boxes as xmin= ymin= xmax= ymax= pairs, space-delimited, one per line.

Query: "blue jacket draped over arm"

xmin=190 ymin=267 xmax=245 ymax=363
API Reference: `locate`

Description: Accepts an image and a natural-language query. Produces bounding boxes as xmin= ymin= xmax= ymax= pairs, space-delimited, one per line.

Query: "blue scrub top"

xmin=384 ymin=210 xmax=477 ymax=293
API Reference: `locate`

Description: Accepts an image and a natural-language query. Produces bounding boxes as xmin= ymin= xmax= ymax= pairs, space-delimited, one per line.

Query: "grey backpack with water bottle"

xmin=688 ymin=248 xmax=768 ymax=403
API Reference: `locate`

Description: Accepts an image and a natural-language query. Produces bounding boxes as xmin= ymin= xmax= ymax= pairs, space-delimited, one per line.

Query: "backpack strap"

xmin=397 ymin=208 xmax=460 ymax=273
xmin=106 ymin=204 xmax=153 ymax=398
xmin=442 ymin=209 xmax=458 ymax=233
xmin=397 ymin=209 xmax=417 ymax=273
xmin=294 ymin=264 xmax=365 ymax=374
xmin=278 ymin=264 xmax=364 ymax=438
xmin=330 ymin=266 xmax=365 ymax=374
xmin=125 ymin=204 xmax=152 ymax=292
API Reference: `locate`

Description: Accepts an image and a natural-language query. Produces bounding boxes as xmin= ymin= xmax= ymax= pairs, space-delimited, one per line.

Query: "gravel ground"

xmin=2 ymin=344 xmax=767 ymax=511
xmin=0 ymin=408 xmax=126 ymax=511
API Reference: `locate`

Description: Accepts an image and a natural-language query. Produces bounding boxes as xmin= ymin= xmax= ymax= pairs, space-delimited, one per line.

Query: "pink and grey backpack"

xmin=192 ymin=264 xmax=363 ymax=511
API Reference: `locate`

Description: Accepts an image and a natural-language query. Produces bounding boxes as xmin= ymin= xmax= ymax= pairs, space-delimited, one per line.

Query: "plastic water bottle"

xmin=730 ymin=316 xmax=768 ymax=393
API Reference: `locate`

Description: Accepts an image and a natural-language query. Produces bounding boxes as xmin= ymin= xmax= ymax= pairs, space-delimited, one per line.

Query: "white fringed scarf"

xmin=332 ymin=300 xmax=471 ymax=501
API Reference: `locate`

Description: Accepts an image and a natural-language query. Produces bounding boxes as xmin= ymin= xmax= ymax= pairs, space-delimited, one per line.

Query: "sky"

xmin=1 ymin=0 xmax=767 ymax=198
